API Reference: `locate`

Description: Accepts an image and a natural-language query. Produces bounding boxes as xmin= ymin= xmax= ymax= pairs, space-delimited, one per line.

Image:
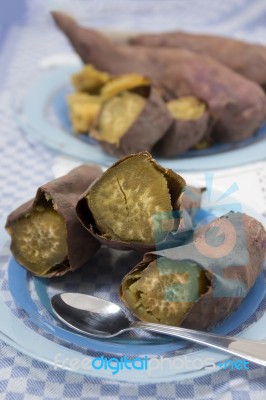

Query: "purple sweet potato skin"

xmin=130 ymin=31 xmax=266 ymax=89
xmin=180 ymin=213 xmax=266 ymax=330
xmin=51 ymin=12 xmax=266 ymax=143
xmin=95 ymin=88 xmax=173 ymax=157
xmin=181 ymin=186 xmax=205 ymax=219
xmin=120 ymin=212 xmax=266 ymax=330
xmin=153 ymin=111 xmax=209 ymax=157
xmin=160 ymin=63 xmax=266 ymax=142
xmin=5 ymin=165 xmax=102 ymax=277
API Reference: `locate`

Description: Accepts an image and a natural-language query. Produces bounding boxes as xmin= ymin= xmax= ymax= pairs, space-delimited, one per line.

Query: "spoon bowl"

xmin=52 ymin=293 xmax=131 ymax=337
xmin=51 ymin=292 xmax=266 ymax=367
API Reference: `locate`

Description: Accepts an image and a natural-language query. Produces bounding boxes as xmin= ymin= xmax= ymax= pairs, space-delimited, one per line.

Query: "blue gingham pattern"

xmin=1 ymin=1 xmax=266 ymax=398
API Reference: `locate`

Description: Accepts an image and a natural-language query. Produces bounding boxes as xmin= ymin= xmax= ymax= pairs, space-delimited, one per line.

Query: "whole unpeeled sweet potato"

xmin=51 ymin=12 xmax=266 ymax=143
xmin=120 ymin=212 xmax=266 ymax=330
xmin=130 ymin=31 xmax=266 ymax=89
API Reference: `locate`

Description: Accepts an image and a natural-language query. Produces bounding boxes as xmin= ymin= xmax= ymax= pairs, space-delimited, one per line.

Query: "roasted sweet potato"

xmin=101 ymin=73 xmax=151 ymax=100
xmin=120 ymin=212 xmax=266 ymax=330
xmin=130 ymin=31 xmax=266 ymax=89
xmin=91 ymin=89 xmax=173 ymax=157
xmin=71 ymin=64 xmax=110 ymax=93
xmin=67 ymin=93 xmax=103 ymax=132
xmin=51 ymin=11 xmax=266 ymax=143
xmin=5 ymin=165 xmax=102 ymax=277
xmin=76 ymin=152 xmax=187 ymax=251
xmin=153 ymin=96 xmax=210 ymax=157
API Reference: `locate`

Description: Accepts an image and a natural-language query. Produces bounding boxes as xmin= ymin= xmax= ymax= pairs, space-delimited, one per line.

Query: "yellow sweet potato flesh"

xmin=67 ymin=93 xmax=102 ymax=132
xmin=101 ymin=73 xmax=150 ymax=99
xmin=167 ymin=96 xmax=206 ymax=120
xmin=86 ymin=153 xmax=174 ymax=243
xmin=93 ymin=91 xmax=145 ymax=144
xmin=122 ymin=258 xmax=210 ymax=325
xmin=9 ymin=204 xmax=67 ymax=276
xmin=71 ymin=64 xmax=110 ymax=93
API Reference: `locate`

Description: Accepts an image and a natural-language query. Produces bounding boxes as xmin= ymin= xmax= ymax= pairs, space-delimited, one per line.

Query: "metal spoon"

xmin=51 ymin=293 xmax=266 ymax=367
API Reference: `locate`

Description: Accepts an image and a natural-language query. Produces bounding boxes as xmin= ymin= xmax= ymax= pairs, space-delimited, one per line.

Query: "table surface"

xmin=1 ymin=1 xmax=266 ymax=399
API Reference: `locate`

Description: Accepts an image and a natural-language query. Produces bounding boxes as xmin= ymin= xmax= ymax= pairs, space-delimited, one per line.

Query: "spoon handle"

xmin=131 ymin=321 xmax=266 ymax=367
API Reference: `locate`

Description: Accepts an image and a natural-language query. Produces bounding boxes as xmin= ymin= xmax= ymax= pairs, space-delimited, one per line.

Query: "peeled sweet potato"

xmin=5 ymin=165 xmax=102 ymax=277
xmin=76 ymin=152 xmax=187 ymax=251
xmin=120 ymin=212 xmax=266 ymax=330
xmin=71 ymin=64 xmax=110 ymax=93
xmin=51 ymin=11 xmax=266 ymax=143
xmin=67 ymin=93 xmax=103 ymax=132
xmin=153 ymin=96 xmax=210 ymax=157
xmin=91 ymin=89 xmax=173 ymax=157
xmin=101 ymin=73 xmax=151 ymax=100
xmin=130 ymin=31 xmax=266 ymax=89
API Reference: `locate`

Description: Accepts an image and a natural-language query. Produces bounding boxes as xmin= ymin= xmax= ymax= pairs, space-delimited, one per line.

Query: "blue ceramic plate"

xmin=6 ymin=197 xmax=266 ymax=355
xmin=1 ymin=187 xmax=266 ymax=382
xmin=15 ymin=65 xmax=266 ymax=170
xmin=7 ymin=258 xmax=266 ymax=356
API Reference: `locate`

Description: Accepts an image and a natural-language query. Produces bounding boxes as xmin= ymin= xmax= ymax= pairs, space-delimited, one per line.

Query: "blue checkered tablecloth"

xmin=1 ymin=1 xmax=266 ymax=399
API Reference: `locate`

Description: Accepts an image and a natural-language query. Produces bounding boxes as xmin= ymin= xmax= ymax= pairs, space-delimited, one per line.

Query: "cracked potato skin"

xmin=52 ymin=11 xmax=266 ymax=143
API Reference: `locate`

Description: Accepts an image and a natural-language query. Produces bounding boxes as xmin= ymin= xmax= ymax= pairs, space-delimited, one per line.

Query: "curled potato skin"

xmin=92 ymin=89 xmax=173 ymax=157
xmin=52 ymin=12 xmax=266 ymax=143
xmin=130 ymin=31 xmax=266 ymax=89
xmin=120 ymin=212 xmax=266 ymax=330
xmin=181 ymin=186 xmax=205 ymax=218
